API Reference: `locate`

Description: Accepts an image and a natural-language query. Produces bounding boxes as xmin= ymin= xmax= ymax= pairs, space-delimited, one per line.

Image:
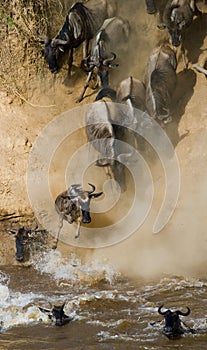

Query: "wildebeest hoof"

xmin=157 ymin=23 xmax=166 ymax=30
xmin=16 ymin=256 xmax=23 ymax=262
xmin=163 ymin=116 xmax=172 ymax=124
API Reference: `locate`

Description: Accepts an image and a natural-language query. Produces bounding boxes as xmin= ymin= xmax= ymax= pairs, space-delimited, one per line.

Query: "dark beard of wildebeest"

xmin=39 ymin=303 xmax=72 ymax=326
xmin=86 ymin=96 xmax=140 ymax=192
xmin=144 ymin=44 xmax=177 ymax=123
xmin=53 ymin=183 xmax=103 ymax=249
xmin=77 ymin=16 xmax=130 ymax=102
xmin=38 ymin=0 xmax=117 ymax=75
xmin=158 ymin=305 xmax=191 ymax=339
xmin=8 ymin=222 xmax=38 ymax=262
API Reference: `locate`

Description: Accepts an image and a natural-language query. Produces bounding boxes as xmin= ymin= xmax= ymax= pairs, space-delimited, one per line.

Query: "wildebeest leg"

xmin=145 ymin=0 xmax=157 ymax=14
xmin=52 ymin=216 xmax=63 ymax=249
xmin=181 ymin=41 xmax=187 ymax=69
xmin=76 ymin=70 xmax=94 ymax=103
xmin=82 ymin=39 xmax=90 ymax=60
xmin=75 ymin=217 xmax=81 ymax=239
xmin=68 ymin=48 xmax=73 ymax=76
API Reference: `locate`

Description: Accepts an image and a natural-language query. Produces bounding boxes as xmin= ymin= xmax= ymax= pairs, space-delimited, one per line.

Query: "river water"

xmin=0 ymin=250 xmax=207 ymax=349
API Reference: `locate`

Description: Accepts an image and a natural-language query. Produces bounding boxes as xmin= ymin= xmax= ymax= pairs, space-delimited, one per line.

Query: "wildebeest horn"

xmin=158 ymin=305 xmax=167 ymax=315
xmin=51 ymin=38 xmax=69 ymax=47
xmin=10 ymin=222 xmax=20 ymax=231
xmin=103 ymin=53 xmax=116 ymax=66
xmin=87 ymin=183 xmax=96 ymax=194
xmin=177 ymin=307 xmax=190 ymax=316
xmin=36 ymin=31 xmax=50 ymax=45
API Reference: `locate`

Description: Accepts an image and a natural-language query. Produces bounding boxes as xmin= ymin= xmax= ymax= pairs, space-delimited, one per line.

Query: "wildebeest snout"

xmin=81 ymin=210 xmax=91 ymax=223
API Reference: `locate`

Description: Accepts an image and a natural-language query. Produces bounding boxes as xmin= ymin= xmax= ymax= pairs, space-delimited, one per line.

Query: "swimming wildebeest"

xmin=39 ymin=302 xmax=72 ymax=326
xmin=77 ymin=16 xmax=130 ymax=102
xmin=144 ymin=44 xmax=177 ymax=123
xmin=53 ymin=183 xmax=103 ymax=249
xmin=158 ymin=304 xmax=191 ymax=339
xmin=8 ymin=222 xmax=38 ymax=262
xmin=38 ymin=0 xmax=116 ymax=75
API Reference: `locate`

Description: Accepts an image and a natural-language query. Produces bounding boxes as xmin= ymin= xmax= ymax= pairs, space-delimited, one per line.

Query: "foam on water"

xmin=0 ymin=281 xmax=50 ymax=332
xmin=32 ymin=250 xmax=120 ymax=285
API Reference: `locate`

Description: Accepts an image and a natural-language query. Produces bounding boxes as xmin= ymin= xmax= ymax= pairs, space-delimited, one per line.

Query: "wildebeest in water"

xmin=38 ymin=0 xmax=117 ymax=75
xmin=39 ymin=302 xmax=72 ymax=326
xmin=158 ymin=304 xmax=192 ymax=339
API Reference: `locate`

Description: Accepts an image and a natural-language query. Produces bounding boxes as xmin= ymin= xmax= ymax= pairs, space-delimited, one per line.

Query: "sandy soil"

xmin=1 ymin=0 xmax=207 ymax=275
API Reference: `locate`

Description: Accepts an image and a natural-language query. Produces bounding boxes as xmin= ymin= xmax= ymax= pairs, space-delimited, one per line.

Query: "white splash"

xmin=32 ymin=250 xmax=120 ymax=285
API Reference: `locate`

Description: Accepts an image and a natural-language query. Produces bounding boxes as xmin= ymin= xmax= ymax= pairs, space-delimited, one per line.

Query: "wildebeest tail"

xmin=95 ymin=88 xmax=117 ymax=102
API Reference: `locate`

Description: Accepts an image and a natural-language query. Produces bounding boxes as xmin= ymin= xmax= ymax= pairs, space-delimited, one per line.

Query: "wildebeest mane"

xmin=68 ymin=2 xmax=98 ymax=41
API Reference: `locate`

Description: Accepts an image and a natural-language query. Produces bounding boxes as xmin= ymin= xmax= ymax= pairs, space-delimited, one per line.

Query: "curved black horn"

xmin=177 ymin=307 xmax=190 ymax=316
xmin=51 ymin=38 xmax=69 ymax=47
xmin=10 ymin=222 xmax=20 ymax=231
xmin=36 ymin=31 xmax=50 ymax=45
xmin=103 ymin=53 xmax=116 ymax=66
xmin=158 ymin=305 xmax=167 ymax=315
xmin=88 ymin=183 xmax=96 ymax=194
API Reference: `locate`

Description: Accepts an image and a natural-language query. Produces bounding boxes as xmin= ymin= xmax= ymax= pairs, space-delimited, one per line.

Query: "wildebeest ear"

xmin=90 ymin=192 xmax=103 ymax=199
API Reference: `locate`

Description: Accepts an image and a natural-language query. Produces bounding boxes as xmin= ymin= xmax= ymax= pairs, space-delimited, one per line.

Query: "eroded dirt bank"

xmin=1 ymin=1 xmax=207 ymax=276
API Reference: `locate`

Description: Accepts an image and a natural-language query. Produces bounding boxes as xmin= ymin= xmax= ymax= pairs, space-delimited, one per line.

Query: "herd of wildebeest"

xmin=7 ymin=0 xmax=207 ymax=338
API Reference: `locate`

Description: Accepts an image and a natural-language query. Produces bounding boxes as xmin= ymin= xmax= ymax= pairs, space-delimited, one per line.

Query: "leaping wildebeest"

xmin=39 ymin=0 xmax=117 ymax=75
xmin=53 ymin=183 xmax=103 ymax=249
xmin=77 ymin=16 xmax=130 ymax=102
xmin=144 ymin=44 xmax=177 ymax=123
xmin=158 ymin=304 xmax=192 ymax=339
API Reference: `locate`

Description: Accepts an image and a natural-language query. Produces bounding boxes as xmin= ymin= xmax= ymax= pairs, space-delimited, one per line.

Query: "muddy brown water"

xmin=0 ymin=258 xmax=207 ymax=350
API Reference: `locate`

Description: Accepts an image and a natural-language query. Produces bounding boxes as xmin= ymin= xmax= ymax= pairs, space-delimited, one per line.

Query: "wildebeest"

xmin=86 ymin=96 xmax=139 ymax=192
xmin=162 ymin=0 xmax=201 ymax=46
xmin=53 ymin=183 xmax=103 ymax=249
xmin=162 ymin=0 xmax=201 ymax=63
xmin=39 ymin=0 xmax=116 ymax=75
xmin=8 ymin=222 xmax=38 ymax=262
xmin=144 ymin=44 xmax=177 ymax=123
xmin=158 ymin=304 xmax=191 ymax=339
xmin=145 ymin=0 xmax=168 ymax=28
xmin=77 ymin=16 xmax=130 ymax=102
xmin=39 ymin=302 xmax=72 ymax=326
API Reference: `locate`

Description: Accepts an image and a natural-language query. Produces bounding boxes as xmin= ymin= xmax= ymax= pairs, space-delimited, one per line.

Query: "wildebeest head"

xmin=51 ymin=303 xmax=67 ymax=326
xmin=38 ymin=34 xmax=69 ymax=74
xmin=68 ymin=183 xmax=103 ymax=224
xmin=39 ymin=302 xmax=71 ymax=326
xmin=9 ymin=222 xmax=37 ymax=262
xmin=158 ymin=305 xmax=190 ymax=339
